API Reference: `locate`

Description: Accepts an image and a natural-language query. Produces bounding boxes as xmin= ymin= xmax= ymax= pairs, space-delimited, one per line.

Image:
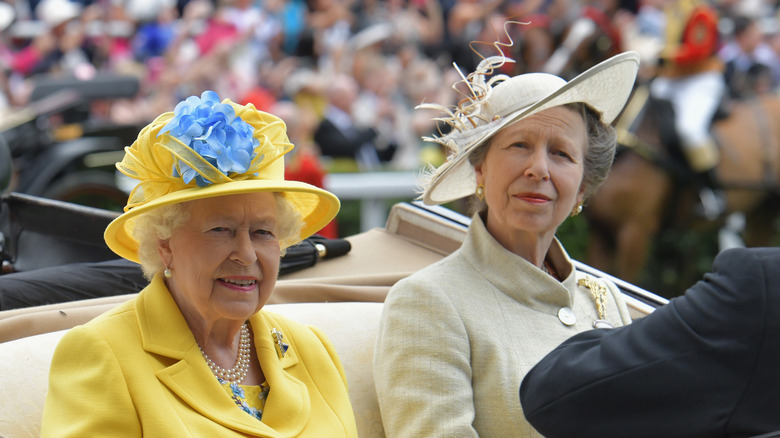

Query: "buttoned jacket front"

xmin=42 ymin=275 xmax=358 ymax=437
xmin=374 ymin=215 xmax=632 ymax=438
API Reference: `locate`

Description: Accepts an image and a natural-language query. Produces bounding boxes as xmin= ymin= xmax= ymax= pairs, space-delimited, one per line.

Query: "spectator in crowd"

xmin=313 ymin=73 xmax=396 ymax=169
xmin=305 ymin=0 xmax=353 ymax=68
xmin=719 ymin=15 xmax=780 ymax=98
xmin=131 ymin=0 xmax=179 ymax=63
xmin=446 ymin=0 xmax=505 ymax=73
xmin=1 ymin=0 xmax=775 ymax=181
xmin=11 ymin=0 xmax=86 ymax=77
xmin=352 ymin=50 xmax=405 ymax=165
xmin=273 ymin=98 xmax=338 ymax=238
xmin=0 ymin=1 xmax=14 ymax=110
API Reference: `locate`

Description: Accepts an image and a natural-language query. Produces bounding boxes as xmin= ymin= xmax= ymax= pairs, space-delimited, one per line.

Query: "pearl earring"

xmin=164 ymin=267 xmax=173 ymax=278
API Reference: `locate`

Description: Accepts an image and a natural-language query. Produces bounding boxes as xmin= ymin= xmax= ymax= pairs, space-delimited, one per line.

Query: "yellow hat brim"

xmin=104 ymin=179 xmax=339 ymax=263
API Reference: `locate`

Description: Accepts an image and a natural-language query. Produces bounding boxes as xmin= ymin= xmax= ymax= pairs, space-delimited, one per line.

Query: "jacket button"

xmin=558 ymin=307 xmax=576 ymax=326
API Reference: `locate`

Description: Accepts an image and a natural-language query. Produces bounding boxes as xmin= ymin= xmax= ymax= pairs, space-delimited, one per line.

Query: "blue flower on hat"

xmin=158 ymin=90 xmax=260 ymax=187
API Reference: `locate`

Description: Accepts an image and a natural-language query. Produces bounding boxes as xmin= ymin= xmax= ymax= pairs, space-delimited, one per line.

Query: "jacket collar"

xmin=135 ymin=276 xmax=310 ymax=436
xmin=459 ymin=214 xmax=578 ymax=315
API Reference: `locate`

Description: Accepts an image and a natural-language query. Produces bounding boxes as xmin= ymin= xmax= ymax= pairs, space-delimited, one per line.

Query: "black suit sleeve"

xmin=0 ymin=259 xmax=147 ymax=310
xmin=520 ymin=247 xmax=780 ymax=438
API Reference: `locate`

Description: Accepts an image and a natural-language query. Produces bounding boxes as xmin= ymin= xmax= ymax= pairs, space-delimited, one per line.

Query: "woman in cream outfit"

xmin=42 ymin=91 xmax=357 ymax=437
xmin=374 ymin=52 xmax=640 ymax=436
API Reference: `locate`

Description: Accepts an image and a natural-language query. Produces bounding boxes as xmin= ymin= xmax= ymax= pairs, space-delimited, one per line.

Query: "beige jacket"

xmin=374 ymin=215 xmax=632 ymax=437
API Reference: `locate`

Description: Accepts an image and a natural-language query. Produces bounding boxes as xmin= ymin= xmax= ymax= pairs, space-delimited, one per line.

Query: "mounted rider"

xmin=650 ymin=0 xmax=726 ymax=218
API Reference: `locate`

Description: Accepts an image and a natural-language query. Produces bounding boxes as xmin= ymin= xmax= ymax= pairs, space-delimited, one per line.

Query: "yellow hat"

xmin=104 ymin=91 xmax=339 ymax=263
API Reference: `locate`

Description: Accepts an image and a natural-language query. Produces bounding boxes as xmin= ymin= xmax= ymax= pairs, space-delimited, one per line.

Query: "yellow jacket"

xmin=41 ymin=276 xmax=358 ymax=437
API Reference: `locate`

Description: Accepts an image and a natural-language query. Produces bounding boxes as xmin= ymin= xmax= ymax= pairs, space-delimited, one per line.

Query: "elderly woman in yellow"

xmin=373 ymin=52 xmax=641 ymax=436
xmin=41 ymin=91 xmax=358 ymax=437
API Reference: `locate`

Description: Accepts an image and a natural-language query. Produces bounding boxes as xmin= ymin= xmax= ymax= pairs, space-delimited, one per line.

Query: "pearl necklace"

xmin=199 ymin=323 xmax=251 ymax=383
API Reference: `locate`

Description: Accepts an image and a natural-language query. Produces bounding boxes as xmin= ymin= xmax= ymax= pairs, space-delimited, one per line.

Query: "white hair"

xmin=133 ymin=193 xmax=303 ymax=280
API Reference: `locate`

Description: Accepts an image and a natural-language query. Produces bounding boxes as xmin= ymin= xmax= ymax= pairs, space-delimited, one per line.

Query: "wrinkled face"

xmin=159 ymin=193 xmax=281 ymax=325
xmin=474 ymin=106 xmax=587 ymax=246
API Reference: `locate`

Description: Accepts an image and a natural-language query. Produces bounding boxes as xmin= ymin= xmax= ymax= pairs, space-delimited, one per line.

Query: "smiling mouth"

xmin=220 ymin=278 xmax=257 ymax=286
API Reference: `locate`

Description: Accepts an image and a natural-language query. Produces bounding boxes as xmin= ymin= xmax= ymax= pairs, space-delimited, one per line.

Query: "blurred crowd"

xmin=1 ymin=0 xmax=780 ymax=173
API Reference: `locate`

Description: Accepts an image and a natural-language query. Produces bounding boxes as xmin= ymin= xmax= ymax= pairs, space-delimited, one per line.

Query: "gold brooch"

xmin=577 ymin=276 xmax=612 ymax=328
xmin=271 ymin=328 xmax=289 ymax=358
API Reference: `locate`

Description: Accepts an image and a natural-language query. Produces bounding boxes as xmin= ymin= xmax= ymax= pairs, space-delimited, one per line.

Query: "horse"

xmin=584 ymin=84 xmax=780 ymax=290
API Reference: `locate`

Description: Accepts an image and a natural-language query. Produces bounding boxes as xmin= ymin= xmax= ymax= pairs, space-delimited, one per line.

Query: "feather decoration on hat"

xmin=415 ymin=21 xmax=526 ymax=197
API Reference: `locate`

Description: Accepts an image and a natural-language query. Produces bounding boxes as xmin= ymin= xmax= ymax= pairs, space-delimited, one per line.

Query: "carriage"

xmin=0 ymin=186 xmax=666 ymax=437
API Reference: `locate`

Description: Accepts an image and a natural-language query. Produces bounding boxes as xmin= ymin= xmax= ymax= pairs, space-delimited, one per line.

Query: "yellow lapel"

xmin=135 ymin=276 xmax=312 ymax=437
xmin=135 ymin=277 xmax=276 ymax=436
xmin=248 ymin=311 xmax=311 ymax=437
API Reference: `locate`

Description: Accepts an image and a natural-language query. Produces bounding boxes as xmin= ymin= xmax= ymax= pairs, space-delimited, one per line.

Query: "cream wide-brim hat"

xmin=104 ymin=96 xmax=339 ymax=264
xmin=422 ymin=51 xmax=640 ymax=205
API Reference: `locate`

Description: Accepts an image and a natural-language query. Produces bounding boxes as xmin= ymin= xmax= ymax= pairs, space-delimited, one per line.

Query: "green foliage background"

xmin=557 ymin=214 xmax=780 ymax=299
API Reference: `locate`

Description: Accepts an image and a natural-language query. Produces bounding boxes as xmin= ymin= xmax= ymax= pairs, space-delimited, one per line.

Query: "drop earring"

xmin=570 ymin=202 xmax=583 ymax=217
xmin=164 ymin=267 xmax=173 ymax=278
xmin=476 ymin=184 xmax=485 ymax=201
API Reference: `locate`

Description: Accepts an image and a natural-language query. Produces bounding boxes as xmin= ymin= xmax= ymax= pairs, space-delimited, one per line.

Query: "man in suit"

xmin=313 ymin=74 xmax=396 ymax=168
xmin=520 ymin=247 xmax=780 ymax=438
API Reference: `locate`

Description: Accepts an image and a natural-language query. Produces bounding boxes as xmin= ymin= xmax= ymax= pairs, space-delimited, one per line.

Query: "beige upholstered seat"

xmin=0 ymin=329 xmax=62 ymax=437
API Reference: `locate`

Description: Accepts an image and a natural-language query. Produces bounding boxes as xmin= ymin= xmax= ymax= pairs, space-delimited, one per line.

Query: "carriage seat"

xmin=0 ymin=202 xmax=472 ymax=438
xmin=0 ymin=201 xmax=659 ymax=438
xmin=0 ymin=301 xmax=386 ymax=438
